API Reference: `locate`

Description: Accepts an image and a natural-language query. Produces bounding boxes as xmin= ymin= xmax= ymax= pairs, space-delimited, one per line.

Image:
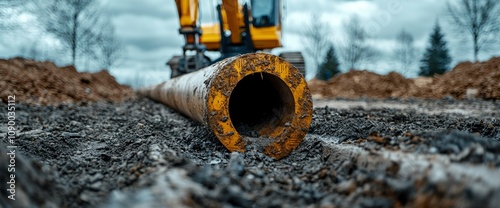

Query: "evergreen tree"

xmin=419 ymin=23 xmax=452 ymax=77
xmin=316 ymin=45 xmax=340 ymax=80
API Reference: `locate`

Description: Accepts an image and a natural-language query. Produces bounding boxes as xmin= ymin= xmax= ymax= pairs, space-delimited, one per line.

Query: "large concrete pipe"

xmin=139 ymin=53 xmax=312 ymax=159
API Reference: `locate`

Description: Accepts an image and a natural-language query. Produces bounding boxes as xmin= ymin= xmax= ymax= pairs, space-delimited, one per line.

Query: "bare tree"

xmin=447 ymin=0 xmax=500 ymax=61
xmin=96 ymin=22 xmax=125 ymax=70
xmin=393 ymin=29 xmax=417 ymax=76
xmin=38 ymin=0 xmax=104 ymax=66
xmin=301 ymin=13 xmax=331 ymax=77
xmin=340 ymin=15 xmax=378 ymax=70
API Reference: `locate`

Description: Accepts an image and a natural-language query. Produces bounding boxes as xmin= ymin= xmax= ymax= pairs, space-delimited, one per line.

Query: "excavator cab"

xmin=251 ymin=0 xmax=279 ymax=27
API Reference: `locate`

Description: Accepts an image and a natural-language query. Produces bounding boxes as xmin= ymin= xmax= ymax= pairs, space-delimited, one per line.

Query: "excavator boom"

xmin=221 ymin=0 xmax=242 ymax=44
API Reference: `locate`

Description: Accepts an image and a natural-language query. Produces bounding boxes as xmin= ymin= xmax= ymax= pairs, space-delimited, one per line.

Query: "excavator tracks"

xmin=279 ymin=52 xmax=306 ymax=76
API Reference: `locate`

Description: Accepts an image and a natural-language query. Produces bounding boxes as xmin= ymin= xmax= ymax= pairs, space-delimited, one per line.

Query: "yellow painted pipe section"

xmin=139 ymin=53 xmax=313 ymax=159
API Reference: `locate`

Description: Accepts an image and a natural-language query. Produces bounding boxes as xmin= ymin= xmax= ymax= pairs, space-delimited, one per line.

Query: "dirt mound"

xmin=0 ymin=57 xmax=136 ymax=105
xmin=414 ymin=57 xmax=500 ymax=99
xmin=310 ymin=57 xmax=500 ymax=100
xmin=310 ymin=71 xmax=414 ymax=99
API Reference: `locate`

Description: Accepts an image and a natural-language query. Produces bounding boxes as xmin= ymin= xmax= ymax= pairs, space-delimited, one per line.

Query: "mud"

xmin=1 ymin=98 xmax=499 ymax=207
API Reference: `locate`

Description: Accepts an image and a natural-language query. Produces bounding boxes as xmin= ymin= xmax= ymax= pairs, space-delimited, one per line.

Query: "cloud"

xmin=365 ymin=0 xmax=447 ymax=39
xmin=112 ymin=14 xmax=183 ymax=50
xmin=2 ymin=0 xmax=499 ymax=82
xmin=105 ymin=0 xmax=177 ymax=19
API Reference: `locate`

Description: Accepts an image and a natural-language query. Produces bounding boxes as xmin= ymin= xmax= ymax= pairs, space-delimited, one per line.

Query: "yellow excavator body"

xmin=200 ymin=24 xmax=282 ymax=51
xmin=170 ymin=0 xmax=304 ymax=77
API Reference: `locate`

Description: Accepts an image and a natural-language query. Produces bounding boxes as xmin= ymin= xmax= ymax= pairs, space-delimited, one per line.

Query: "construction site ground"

xmin=1 ymin=57 xmax=500 ymax=207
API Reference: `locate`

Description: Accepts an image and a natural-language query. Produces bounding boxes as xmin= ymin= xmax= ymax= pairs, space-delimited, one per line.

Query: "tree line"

xmin=0 ymin=0 xmax=124 ymax=71
xmin=304 ymin=0 xmax=500 ymax=81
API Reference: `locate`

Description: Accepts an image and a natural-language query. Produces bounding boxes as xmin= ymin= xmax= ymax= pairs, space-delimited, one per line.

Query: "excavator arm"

xmin=221 ymin=0 xmax=242 ymax=44
xmin=175 ymin=0 xmax=199 ymax=43
xmin=171 ymin=0 xmax=208 ymax=76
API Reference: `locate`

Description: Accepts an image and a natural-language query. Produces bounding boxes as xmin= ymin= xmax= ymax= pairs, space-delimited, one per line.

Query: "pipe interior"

xmin=229 ymin=72 xmax=295 ymax=137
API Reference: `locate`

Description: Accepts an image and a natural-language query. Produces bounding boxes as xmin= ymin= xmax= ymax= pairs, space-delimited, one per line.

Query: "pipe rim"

xmin=206 ymin=53 xmax=313 ymax=159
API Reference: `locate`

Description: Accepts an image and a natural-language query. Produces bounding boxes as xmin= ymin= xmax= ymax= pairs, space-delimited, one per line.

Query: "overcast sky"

xmin=1 ymin=0 xmax=499 ymax=85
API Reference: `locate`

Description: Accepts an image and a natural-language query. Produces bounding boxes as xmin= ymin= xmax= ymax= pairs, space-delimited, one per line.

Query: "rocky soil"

xmin=1 ymin=98 xmax=499 ymax=208
xmin=1 ymin=57 xmax=500 ymax=207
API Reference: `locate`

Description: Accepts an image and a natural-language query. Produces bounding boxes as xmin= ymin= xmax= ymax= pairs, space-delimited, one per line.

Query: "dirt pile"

xmin=0 ymin=57 xmax=136 ymax=105
xmin=415 ymin=57 xmax=500 ymax=99
xmin=309 ymin=57 xmax=500 ymax=100
xmin=309 ymin=71 xmax=412 ymax=99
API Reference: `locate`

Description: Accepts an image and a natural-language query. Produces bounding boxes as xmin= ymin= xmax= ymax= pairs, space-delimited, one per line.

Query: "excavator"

xmin=168 ymin=0 xmax=305 ymax=78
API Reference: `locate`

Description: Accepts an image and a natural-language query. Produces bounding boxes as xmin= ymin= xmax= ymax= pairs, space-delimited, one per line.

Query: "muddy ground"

xmin=1 ymin=98 xmax=499 ymax=208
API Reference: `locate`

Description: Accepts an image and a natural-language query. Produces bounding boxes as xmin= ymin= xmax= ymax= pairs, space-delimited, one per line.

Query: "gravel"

xmin=1 ymin=98 xmax=499 ymax=207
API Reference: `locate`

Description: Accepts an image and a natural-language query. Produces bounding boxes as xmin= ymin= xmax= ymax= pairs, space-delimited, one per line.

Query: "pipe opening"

xmin=229 ymin=72 xmax=295 ymax=137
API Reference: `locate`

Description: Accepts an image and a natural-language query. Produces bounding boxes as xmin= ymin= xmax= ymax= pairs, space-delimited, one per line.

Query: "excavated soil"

xmin=309 ymin=57 xmax=500 ymax=100
xmin=0 ymin=58 xmax=136 ymax=105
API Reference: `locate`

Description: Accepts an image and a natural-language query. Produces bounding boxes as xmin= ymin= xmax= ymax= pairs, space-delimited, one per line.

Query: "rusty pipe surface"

xmin=139 ymin=53 xmax=313 ymax=159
